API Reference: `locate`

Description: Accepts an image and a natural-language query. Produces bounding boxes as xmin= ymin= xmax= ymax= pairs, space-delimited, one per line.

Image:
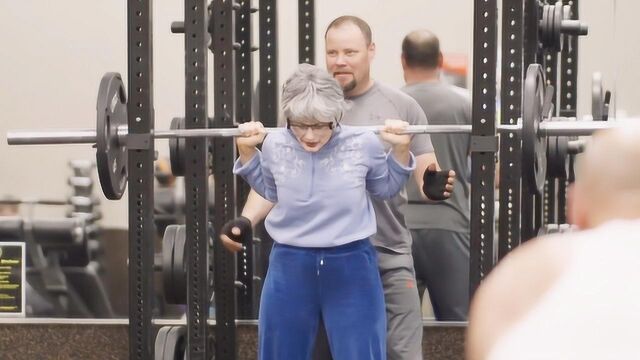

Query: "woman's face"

xmin=288 ymin=119 xmax=334 ymax=152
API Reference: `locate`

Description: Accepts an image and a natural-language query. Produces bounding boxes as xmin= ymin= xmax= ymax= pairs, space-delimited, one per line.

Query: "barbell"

xmin=6 ymin=65 xmax=618 ymax=199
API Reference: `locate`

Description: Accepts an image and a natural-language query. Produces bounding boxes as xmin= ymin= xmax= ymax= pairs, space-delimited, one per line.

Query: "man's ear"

xmin=438 ymin=52 xmax=444 ymax=68
xmin=401 ymin=54 xmax=407 ymax=69
xmin=368 ymin=42 xmax=376 ymax=61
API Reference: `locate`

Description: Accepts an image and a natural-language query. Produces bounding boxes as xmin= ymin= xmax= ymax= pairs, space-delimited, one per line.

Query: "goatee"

xmin=342 ymin=79 xmax=357 ymax=93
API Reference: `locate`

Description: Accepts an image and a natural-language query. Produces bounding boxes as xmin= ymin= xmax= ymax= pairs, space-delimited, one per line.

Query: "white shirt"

xmin=489 ymin=219 xmax=640 ymax=360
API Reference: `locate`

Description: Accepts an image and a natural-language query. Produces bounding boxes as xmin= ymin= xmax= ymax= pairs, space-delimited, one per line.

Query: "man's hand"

xmin=219 ymin=216 xmax=253 ymax=253
xmin=422 ymin=163 xmax=456 ymax=200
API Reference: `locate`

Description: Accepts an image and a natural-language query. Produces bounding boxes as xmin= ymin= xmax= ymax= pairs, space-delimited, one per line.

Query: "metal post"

xmin=559 ymin=0 xmax=580 ymax=222
xmin=256 ymin=0 xmax=278 ymax=293
xmin=260 ymin=0 xmax=278 ymax=128
xmin=298 ymin=0 xmax=314 ymax=64
xmin=235 ymin=0 xmax=256 ymax=319
xmin=543 ymin=6 xmax=559 ymax=225
xmin=127 ymin=1 xmax=155 ymax=359
xmin=499 ymin=0 xmax=524 ymax=260
xmin=184 ymin=0 xmax=210 ymax=359
xmin=212 ymin=0 xmax=238 ymax=358
xmin=470 ymin=0 xmax=498 ymax=296
xmin=521 ymin=0 xmax=541 ymax=242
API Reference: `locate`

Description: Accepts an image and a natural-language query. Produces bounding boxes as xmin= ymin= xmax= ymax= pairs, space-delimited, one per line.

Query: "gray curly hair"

xmin=281 ymin=63 xmax=349 ymax=124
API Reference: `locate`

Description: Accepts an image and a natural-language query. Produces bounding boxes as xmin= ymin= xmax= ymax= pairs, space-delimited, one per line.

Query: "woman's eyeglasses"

xmin=287 ymin=120 xmax=334 ymax=134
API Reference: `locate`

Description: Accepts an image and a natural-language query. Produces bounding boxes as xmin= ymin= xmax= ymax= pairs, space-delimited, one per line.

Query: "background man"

xmin=401 ymin=29 xmax=472 ymax=321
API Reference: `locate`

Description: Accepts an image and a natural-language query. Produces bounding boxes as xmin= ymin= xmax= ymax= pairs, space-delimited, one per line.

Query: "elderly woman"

xmin=233 ymin=63 xmax=414 ymax=360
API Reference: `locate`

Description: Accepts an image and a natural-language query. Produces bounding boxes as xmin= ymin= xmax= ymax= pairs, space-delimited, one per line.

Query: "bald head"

xmin=570 ymin=125 xmax=640 ymax=228
xmin=402 ymin=29 xmax=441 ymax=70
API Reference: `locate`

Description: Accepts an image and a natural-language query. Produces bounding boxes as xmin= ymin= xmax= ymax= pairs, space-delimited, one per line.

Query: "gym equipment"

xmin=6 ymin=69 xmax=617 ymax=199
xmin=537 ymin=223 xmax=576 ymax=236
xmin=168 ymin=117 xmax=186 ymax=176
xmin=592 ymin=72 xmax=611 ymax=121
xmin=546 ymin=119 xmax=586 ymax=179
xmin=154 ymin=220 xmax=262 ymax=318
xmin=154 ymin=326 xmax=186 ymax=360
xmin=160 ymin=225 xmax=187 ymax=305
xmin=0 ymin=217 xmax=87 ymax=250
xmin=0 ymin=216 xmax=113 ymax=317
xmin=539 ymin=1 xmax=588 ymax=51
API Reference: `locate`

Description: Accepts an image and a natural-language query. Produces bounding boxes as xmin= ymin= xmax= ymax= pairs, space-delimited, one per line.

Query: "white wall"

xmin=0 ymin=1 xmax=636 ymax=228
xmin=0 ymin=1 xmax=190 ymax=227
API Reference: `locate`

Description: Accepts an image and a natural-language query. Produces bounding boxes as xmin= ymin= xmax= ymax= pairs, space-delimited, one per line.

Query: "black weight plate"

xmin=163 ymin=326 xmax=186 ymax=360
xmin=568 ymin=154 xmax=576 ymax=182
xmin=169 ymin=117 xmax=185 ymax=176
xmin=547 ymin=136 xmax=569 ymax=178
xmin=162 ymin=225 xmax=178 ymax=304
xmin=542 ymin=5 xmax=552 ymax=47
xmin=523 ymin=64 xmax=548 ymax=194
xmin=154 ymin=326 xmax=172 ymax=360
xmin=96 ymin=73 xmax=128 ymax=200
xmin=172 ymin=225 xmax=187 ymax=305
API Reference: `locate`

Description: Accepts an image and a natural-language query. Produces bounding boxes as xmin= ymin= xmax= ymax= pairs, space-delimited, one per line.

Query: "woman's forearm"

xmin=391 ymin=144 xmax=411 ymax=166
xmin=238 ymin=146 xmax=258 ymax=165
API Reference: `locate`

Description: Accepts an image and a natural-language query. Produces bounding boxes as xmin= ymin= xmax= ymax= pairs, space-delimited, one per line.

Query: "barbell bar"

xmin=5 ymin=66 xmax=620 ymax=199
xmin=6 ymin=121 xmax=610 ymax=146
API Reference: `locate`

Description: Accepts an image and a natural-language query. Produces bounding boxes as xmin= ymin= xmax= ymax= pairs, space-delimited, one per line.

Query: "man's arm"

xmin=402 ymin=95 xmax=454 ymax=201
xmin=466 ymin=236 xmax=570 ymax=360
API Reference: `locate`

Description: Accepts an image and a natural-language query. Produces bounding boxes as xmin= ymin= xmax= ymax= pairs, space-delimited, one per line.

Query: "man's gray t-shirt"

xmin=401 ymin=82 xmax=471 ymax=234
xmin=343 ymin=81 xmax=434 ymax=253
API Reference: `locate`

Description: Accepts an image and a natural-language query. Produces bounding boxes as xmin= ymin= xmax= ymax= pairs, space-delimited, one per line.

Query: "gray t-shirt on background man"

xmin=401 ymin=82 xmax=471 ymax=234
xmin=342 ymin=81 xmax=434 ymax=254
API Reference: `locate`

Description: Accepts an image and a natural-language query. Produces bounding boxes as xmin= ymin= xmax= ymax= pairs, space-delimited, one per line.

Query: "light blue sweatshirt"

xmin=233 ymin=125 xmax=416 ymax=248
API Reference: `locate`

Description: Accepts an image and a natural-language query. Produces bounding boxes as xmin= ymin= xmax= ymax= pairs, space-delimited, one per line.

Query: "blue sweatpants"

xmin=259 ymin=239 xmax=386 ymax=360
